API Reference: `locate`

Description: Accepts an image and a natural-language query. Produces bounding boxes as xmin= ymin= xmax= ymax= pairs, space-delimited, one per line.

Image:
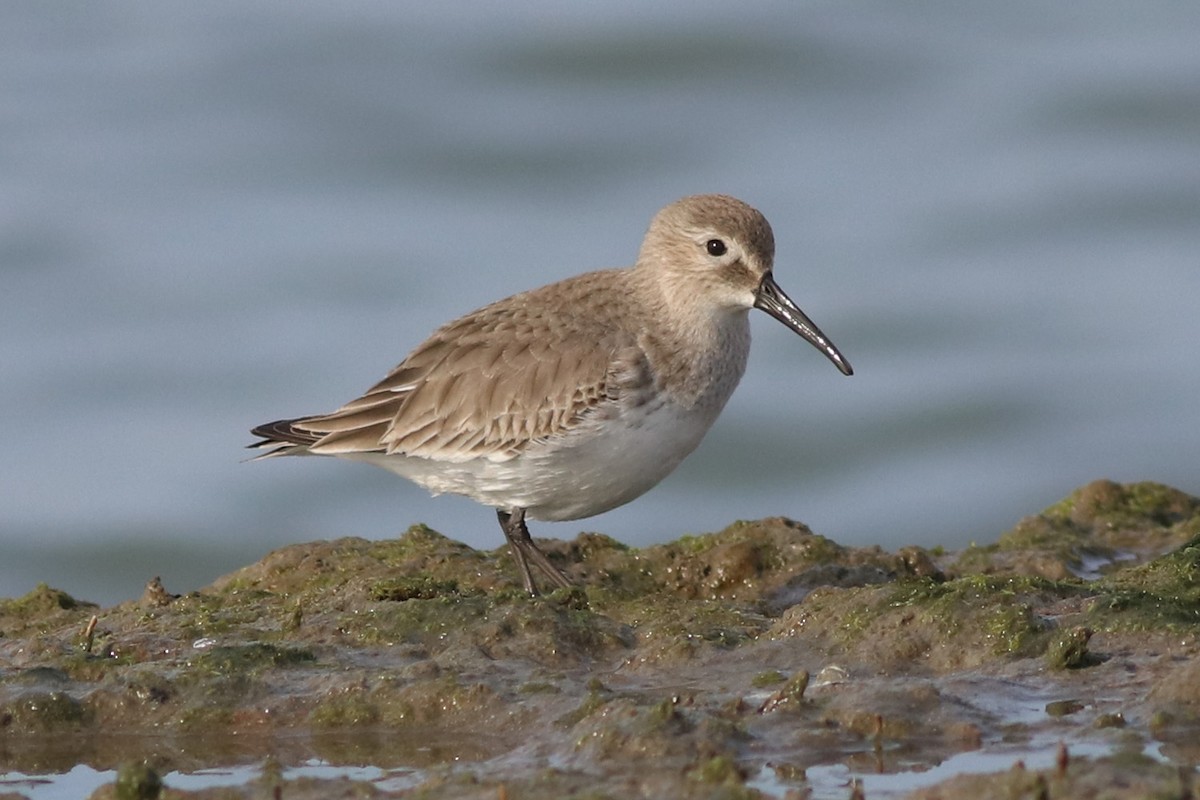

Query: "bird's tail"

xmin=246 ymin=417 xmax=323 ymax=459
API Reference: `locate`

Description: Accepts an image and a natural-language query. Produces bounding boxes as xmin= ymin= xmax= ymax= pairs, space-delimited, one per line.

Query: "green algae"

xmin=556 ymin=684 xmax=613 ymax=728
xmin=8 ymin=666 xmax=71 ymax=686
xmin=756 ymin=669 xmax=811 ymax=714
xmin=686 ymin=753 xmax=747 ymax=787
xmin=0 ymin=583 xmax=86 ymax=614
xmin=310 ymin=675 xmax=499 ymax=729
xmin=1045 ymin=627 xmax=1099 ymax=670
xmin=794 ymin=574 xmax=1055 ymax=666
xmin=370 ymin=575 xmax=466 ymax=601
xmin=0 ymin=583 xmax=96 ymax=639
xmin=56 ymin=650 xmax=137 ymax=682
xmin=777 ymin=670 xmax=809 ymax=703
xmin=3 ymin=480 xmax=1200 ymax=799
xmin=653 ymin=518 xmax=846 ymax=599
xmin=113 ymin=761 xmax=163 ymax=800
xmin=1044 ymin=699 xmax=1085 ymax=717
xmin=308 ymin=687 xmax=383 ymax=727
xmin=1088 ymin=533 xmax=1200 ymax=630
xmin=189 ymin=642 xmax=316 ymax=676
xmin=888 ymin=576 xmax=1058 ymax=660
xmin=901 ymin=750 xmax=1199 ymax=800
xmin=919 ymin=485 xmax=1200 ymax=661
xmin=518 ymin=680 xmax=561 ymax=694
xmin=954 ymin=480 xmax=1200 ymax=580
xmin=750 ymin=670 xmax=785 ymax=687
xmin=619 ymin=596 xmax=770 ymax=652
xmin=0 ymin=690 xmax=89 ymax=731
xmin=1048 ymin=480 xmax=1200 ymax=532
xmin=163 ymin=589 xmax=284 ymax=642
xmin=212 ymin=526 xmax=488 ymax=599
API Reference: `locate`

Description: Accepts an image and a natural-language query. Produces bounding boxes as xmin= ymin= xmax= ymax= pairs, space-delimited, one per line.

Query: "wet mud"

xmin=1 ymin=479 xmax=1198 ymax=798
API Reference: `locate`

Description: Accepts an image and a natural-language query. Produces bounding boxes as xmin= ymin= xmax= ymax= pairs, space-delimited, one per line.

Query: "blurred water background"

xmin=3 ymin=2 xmax=1198 ymax=607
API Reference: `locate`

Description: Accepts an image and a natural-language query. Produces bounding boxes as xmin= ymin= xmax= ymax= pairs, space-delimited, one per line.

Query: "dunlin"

xmin=250 ymin=194 xmax=852 ymax=595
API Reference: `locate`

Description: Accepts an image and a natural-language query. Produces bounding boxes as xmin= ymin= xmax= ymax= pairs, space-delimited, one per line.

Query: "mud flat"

xmin=1 ymin=479 xmax=1198 ymax=799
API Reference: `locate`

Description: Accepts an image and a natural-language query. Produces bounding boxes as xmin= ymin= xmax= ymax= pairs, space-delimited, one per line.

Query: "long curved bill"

xmin=754 ymin=272 xmax=853 ymax=376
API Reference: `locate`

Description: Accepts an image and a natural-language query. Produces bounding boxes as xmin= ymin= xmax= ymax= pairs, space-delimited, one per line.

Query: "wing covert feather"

xmin=301 ymin=269 xmax=645 ymax=461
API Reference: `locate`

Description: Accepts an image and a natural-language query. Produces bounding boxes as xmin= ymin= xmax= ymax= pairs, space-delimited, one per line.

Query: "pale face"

xmin=642 ymin=194 xmax=852 ymax=376
xmin=680 ymin=223 xmax=772 ymax=310
xmin=640 ymin=194 xmax=775 ymax=310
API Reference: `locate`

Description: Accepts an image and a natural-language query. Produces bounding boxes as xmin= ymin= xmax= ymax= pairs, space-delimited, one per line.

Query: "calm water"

xmin=3 ymin=2 xmax=1199 ymax=606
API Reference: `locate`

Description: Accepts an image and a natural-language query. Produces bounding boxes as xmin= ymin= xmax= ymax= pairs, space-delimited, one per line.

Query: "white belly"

xmin=349 ymin=395 xmax=720 ymax=521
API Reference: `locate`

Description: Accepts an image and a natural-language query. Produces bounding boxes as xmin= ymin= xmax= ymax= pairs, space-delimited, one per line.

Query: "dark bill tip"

xmin=754 ymin=272 xmax=853 ymax=376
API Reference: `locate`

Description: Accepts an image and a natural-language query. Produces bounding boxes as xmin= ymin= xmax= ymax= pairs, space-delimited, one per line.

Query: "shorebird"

xmin=250 ymin=194 xmax=852 ymax=595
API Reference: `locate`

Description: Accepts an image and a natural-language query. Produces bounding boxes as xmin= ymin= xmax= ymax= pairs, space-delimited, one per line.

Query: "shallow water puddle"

xmin=0 ymin=738 xmax=1161 ymax=800
xmin=1 ymin=759 xmax=421 ymax=800
xmin=784 ymin=740 xmax=1122 ymax=799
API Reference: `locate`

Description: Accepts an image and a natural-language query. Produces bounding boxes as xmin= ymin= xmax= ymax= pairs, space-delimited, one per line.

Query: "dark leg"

xmin=497 ymin=508 xmax=537 ymax=594
xmin=496 ymin=508 xmax=573 ymax=596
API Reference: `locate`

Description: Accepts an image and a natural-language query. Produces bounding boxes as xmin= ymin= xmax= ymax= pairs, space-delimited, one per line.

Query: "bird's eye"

xmin=705 ymin=239 xmax=727 ymax=257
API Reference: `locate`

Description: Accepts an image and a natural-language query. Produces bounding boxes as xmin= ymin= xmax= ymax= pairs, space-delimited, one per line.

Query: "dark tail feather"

xmin=247 ymin=417 xmax=323 ymax=450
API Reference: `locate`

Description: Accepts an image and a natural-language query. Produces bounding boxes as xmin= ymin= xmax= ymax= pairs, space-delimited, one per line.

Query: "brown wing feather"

xmin=295 ymin=269 xmax=640 ymax=461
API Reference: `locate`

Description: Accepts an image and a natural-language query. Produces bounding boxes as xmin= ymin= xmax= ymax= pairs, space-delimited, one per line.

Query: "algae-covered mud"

xmin=1 ymin=480 xmax=1198 ymax=799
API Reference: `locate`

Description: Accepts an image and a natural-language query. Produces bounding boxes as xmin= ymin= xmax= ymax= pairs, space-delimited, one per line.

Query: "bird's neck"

xmin=632 ymin=269 xmax=752 ymax=410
